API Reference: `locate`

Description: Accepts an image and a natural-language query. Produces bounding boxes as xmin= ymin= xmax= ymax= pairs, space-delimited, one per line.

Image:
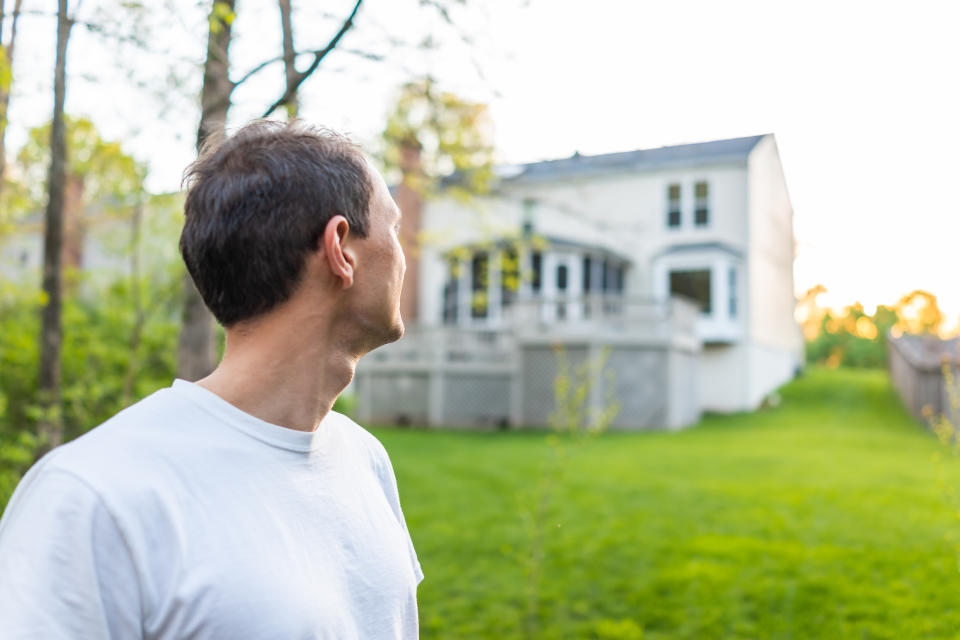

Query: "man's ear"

xmin=322 ymin=215 xmax=355 ymax=289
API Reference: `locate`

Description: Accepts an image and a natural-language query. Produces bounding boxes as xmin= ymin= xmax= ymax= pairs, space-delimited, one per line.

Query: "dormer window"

xmin=667 ymin=184 xmax=681 ymax=228
xmin=694 ymin=181 xmax=709 ymax=226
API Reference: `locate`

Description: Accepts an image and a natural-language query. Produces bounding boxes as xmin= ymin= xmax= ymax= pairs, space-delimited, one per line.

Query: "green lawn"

xmin=373 ymin=368 xmax=960 ymax=639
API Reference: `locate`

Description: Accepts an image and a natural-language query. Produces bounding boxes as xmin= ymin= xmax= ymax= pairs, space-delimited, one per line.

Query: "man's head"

xmin=180 ymin=120 xmax=405 ymax=346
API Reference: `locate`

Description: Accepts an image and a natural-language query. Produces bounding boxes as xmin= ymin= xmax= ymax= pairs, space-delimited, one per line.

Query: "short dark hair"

xmin=180 ymin=120 xmax=373 ymax=326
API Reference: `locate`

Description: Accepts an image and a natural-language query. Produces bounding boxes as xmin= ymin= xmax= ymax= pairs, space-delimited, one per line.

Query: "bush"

xmin=0 ymin=264 xmax=183 ymax=510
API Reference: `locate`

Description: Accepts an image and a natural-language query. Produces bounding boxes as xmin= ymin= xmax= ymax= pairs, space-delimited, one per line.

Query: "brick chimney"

xmin=394 ymin=139 xmax=423 ymax=325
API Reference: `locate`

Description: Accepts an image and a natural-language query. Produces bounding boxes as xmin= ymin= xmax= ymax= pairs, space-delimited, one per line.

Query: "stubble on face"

xmin=347 ymin=162 xmax=406 ymax=354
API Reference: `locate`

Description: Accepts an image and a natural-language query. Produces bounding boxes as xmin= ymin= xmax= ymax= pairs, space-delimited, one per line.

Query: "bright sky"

xmin=7 ymin=0 xmax=959 ymax=324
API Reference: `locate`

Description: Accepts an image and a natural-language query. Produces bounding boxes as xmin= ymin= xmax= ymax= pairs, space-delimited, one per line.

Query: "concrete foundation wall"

xmin=667 ymin=349 xmax=700 ymax=429
xmin=515 ymin=339 xmax=698 ymax=430
xmin=441 ymin=373 xmax=513 ymax=428
xmin=746 ymin=341 xmax=800 ymax=409
xmin=364 ymin=372 xmax=430 ymax=425
xmin=605 ymin=347 xmax=669 ymax=429
xmin=699 ymin=344 xmax=747 ymax=412
xmin=518 ymin=344 xmax=590 ymax=428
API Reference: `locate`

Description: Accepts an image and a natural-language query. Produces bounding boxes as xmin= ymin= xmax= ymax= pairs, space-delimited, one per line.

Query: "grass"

xmin=372 ymin=368 xmax=960 ymax=639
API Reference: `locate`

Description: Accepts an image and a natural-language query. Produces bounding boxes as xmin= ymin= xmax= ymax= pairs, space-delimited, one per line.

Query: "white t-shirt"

xmin=0 ymin=380 xmax=423 ymax=639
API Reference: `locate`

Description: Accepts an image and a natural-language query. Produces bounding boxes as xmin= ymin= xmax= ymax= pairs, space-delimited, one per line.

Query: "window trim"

xmin=666 ymin=183 xmax=682 ymax=229
xmin=694 ymin=180 xmax=709 ymax=227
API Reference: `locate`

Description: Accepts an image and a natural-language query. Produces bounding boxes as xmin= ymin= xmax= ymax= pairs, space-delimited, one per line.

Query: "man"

xmin=0 ymin=120 xmax=423 ymax=639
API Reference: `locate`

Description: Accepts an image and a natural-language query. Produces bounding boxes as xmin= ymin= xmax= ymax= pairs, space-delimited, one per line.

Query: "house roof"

xmin=439 ymin=233 xmax=633 ymax=264
xmin=497 ymin=134 xmax=768 ymax=184
xmin=652 ymin=241 xmax=745 ymax=260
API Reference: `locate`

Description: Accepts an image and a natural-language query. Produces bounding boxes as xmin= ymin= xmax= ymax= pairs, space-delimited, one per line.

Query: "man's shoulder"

xmin=327 ymin=410 xmax=390 ymax=463
xmin=37 ymin=385 xmax=199 ymax=494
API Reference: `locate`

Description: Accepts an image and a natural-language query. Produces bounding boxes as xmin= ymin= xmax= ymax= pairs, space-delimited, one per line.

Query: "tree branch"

xmin=260 ymin=0 xmax=362 ymax=118
xmin=232 ymin=46 xmax=381 ymax=91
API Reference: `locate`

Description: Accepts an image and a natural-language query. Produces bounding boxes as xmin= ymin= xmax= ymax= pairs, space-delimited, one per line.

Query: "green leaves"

xmin=208 ymin=1 xmax=236 ymax=34
xmin=382 ymin=77 xmax=496 ymax=200
xmin=15 ymin=115 xmax=148 ymax=218
xmin=0 ymin=48 xmax=12 ymax=95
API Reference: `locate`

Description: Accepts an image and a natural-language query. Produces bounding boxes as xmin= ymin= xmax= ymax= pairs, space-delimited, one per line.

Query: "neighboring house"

xmin=0 ymin=189 xmax=183 ymax=287
xmin=356 ymin=133 xmax=803 ymax=429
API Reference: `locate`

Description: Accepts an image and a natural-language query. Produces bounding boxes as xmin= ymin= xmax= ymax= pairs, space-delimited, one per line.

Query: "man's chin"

xmin=385 ymin=317 xmax=405 ymax=344
xmin=356 ymin=315 xmax=404 ymax=356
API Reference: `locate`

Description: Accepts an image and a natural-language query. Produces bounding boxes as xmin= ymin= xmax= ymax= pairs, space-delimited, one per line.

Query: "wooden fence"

xmin=888 ymin=334 xmax=959 ymax=423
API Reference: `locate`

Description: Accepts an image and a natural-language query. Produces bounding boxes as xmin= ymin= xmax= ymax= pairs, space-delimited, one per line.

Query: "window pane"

xmin=531 ymin=252 xmax=542 ymax=292
xmin=557 ymin=264 xmax=568 ymax=291
xmin=669 ymin=269 xmax=712 ymax=314
xmin=583 ymin=256 xmax=592 ymax=293
xmin=501 ymin=248 xmax=518 ymax=307
xmin=443 ymin=259 xmax=459 ymax=324
xmin=667 ymin=184 xmax=681 ymax=227
xmin=728 ymin=267 xmax=736 ymax=318
xmin=694 ymin=181 xmax=708 ymax=226
xmin=471 ymin=252 xmax=488 ymax=318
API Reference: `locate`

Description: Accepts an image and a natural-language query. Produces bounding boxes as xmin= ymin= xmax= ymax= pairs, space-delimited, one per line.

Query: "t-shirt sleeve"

xmin=368 ymin=438 xmax=424 ymax=585
xmin=0 ymin=465 xmax=142 ymax=639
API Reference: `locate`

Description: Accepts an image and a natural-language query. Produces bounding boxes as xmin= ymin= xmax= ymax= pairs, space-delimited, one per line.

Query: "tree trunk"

xmin=0 ymin=0 xmax=24 ymax=196
xmin=37 ymin=0 xmax=72 ymax=454
xmin=122 ymin=197 xmax=144 ymax=407
xmin=176 ymin=0 xmax=235 ymax=381
xmin=278 ymin=0 xmax=298 ymax=120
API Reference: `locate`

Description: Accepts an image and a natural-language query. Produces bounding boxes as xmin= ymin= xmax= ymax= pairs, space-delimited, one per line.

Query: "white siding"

xmin=746 ymin=135 xmax=804 ymax=406
xmin=417 ymin=136 xmax=800 ymax=415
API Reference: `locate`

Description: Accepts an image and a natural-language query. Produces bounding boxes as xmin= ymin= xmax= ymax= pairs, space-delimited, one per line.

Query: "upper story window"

xmin=667 ymin=184 xmax=681 ymax=228
xmin=694 ymin=181 xmax=709 ymax=226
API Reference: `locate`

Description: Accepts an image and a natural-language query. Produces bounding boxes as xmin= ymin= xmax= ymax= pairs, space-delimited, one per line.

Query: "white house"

xmin=357 ymin=134 xmax=804 ymax=428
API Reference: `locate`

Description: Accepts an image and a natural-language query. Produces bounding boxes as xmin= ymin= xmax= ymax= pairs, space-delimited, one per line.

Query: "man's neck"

xmin=195 ymin=309 xmax=359 ymax=433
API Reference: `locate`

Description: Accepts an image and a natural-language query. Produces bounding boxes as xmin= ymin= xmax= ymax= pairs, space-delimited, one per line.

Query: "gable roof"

xmin=499 ymin=134 xmax=768 ymax=184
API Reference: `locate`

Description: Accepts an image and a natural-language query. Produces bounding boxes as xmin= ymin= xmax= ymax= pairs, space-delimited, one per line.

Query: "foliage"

xmin=895 ymin=289 xmax=944 ymax=335
xmin=0 ymin=189 xmax=184 ymax=508
xmin=801 ymin=285 xmax=945 ymax=368
xmin=804 ymin=302 xmax=897 ymax=368
xmin=523 ymin=346 xmax=620 ymax=638
xmin=381 ymin=76 xmax=496 ymax=200
xmin=0 ymin=46 xmax=11 ymax=94
xmin=928 ymin=361 xmax=960 ymax=564
xmin=208 ymin=1 xmax=236 ymax=34
xmin=376 ymin=368 xmax=960 ymax=638
xmin=333 ymin=392 xmax=356 ymax=418
xmin=15 ymin=116 xmax=147 ymax=215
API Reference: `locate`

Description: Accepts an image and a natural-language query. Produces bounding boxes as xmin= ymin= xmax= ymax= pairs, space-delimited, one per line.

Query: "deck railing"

xmin=367 ymin=296 xmax=699 ymax=367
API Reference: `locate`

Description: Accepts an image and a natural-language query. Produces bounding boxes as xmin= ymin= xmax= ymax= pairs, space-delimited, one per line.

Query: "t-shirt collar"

xmin=170 ymin=379 xmax=331 ymax=452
